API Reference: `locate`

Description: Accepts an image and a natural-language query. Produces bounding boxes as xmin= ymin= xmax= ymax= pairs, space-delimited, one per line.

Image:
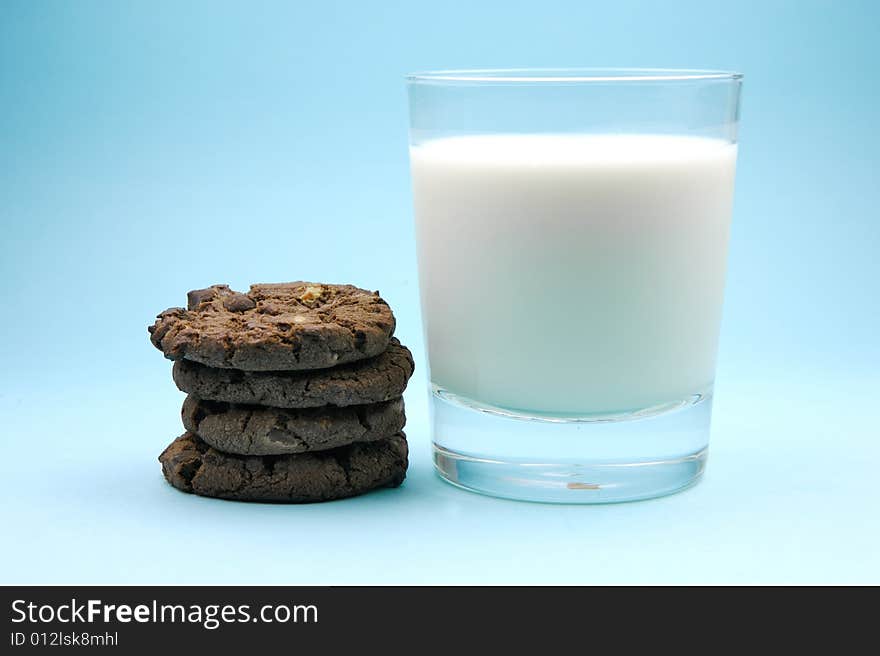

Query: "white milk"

xmin=410 ymin=134 xmax=738 ymax=415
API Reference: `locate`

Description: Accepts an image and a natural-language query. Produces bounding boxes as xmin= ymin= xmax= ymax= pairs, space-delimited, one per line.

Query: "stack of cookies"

xmin=148 ymin=282 xmax=413 ymax=503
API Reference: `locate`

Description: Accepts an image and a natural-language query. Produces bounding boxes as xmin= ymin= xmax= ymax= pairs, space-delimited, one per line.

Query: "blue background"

xmin=1 ymin=0 xmax=877 ymax=584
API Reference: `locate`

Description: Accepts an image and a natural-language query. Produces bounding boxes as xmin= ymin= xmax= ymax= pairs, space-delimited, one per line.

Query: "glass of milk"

xmin=407 ymin=69 xmax=742 ymax=502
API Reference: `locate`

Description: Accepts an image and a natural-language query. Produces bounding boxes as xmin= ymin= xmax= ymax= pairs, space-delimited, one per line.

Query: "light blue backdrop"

xmin=1 ymin=0 xmax=877 ymax=584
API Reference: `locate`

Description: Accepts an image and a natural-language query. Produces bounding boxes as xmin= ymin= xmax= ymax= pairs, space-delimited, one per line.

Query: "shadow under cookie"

xmin=181 ymin=394 xmax=406 ymax=456
xmin=159 ymin=431 xmax=408 ymax=503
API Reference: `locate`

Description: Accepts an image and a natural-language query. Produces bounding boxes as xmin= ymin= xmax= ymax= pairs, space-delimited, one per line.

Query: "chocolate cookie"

xmin=181 ymin=394 xmax=406 ymax=456
xmin=172 ymin=338 xmax=414 ymax=408
xmin=159 ymin=431 xmax=408 ymax=502
xmin=149 ymin=282 xmax=395 ymax=371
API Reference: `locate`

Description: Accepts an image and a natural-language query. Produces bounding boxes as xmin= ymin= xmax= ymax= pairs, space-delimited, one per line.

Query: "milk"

xmin=410 ymin=134 xmax=738 ymax=415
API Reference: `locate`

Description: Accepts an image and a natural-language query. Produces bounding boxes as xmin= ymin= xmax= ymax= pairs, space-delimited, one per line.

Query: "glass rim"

xmin=406 ymin=67 xmax=743 ymax=84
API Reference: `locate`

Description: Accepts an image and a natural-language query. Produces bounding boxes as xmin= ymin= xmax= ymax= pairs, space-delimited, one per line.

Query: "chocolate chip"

xmin=258 ymin=302 xmax=283 ymax=316
xmin=187 ymin=286 xmax=224 ymax=310
xmin=222 ymin=293 xmax=256 ymax=312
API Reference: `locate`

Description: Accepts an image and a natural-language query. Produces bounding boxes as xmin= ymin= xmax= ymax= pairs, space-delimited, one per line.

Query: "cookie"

xmin=159 ymin=431 xmax=408 ymax=502
xmin=172 ymin=338 xmax=414 ymax=408
xmin=181 ymin=394 xmax=406 ymax=456
xmin=149 ymin=282 xmax=395 ymax=371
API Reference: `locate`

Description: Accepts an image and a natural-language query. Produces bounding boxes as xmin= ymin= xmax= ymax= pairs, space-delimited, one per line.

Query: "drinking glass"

xmin=406 ymin=68 xmax=742 ymax=502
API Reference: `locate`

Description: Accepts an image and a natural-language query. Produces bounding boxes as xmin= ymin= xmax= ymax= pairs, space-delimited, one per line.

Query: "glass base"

xmin=430 ymin=386 xmax=712 ymax=504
